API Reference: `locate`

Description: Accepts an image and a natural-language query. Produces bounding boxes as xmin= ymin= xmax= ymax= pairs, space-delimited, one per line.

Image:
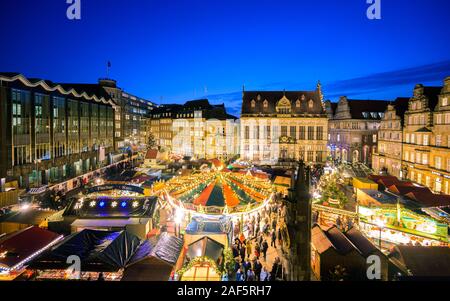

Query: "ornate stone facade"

xmin=372 ymin=98 xmax=409 ymax=178
xmin=240 ymin=83 xmax=328 ymax=165
xmin=326 ymin=97 xmax=389 ymax=165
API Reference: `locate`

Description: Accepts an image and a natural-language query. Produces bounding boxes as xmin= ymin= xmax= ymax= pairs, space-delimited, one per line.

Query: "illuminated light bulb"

xmin=89 ymin=201 xmax=96 ymax=207
xmin=111 ymin=201 xmax=117 ymax=208
xmin=99 ymin=201 xmax=105 ymax=208
xmin=132 ymin=201 xmax=139 ymax=208
xmin=121 ymin=201 xmax=127 ymax=208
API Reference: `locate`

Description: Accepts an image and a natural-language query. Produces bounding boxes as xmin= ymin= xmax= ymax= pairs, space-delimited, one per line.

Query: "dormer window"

xmin=296 ymin=100 xmax=301 ymax=108
xmin=263 ymin=99 xmax=268 ymax=108
xmin=443 ymin=97 xmax=448 ymax=107
xmin=308 ymin=99 xmax=314 ymax=109
xmin=276 ymin=96 xmax=291 ymax=114
xmin=251 ymin=99 xmax=256 ymax=108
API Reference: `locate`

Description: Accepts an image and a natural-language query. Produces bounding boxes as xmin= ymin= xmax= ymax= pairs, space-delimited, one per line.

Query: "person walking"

xmin=239 ymin=243 xmax=246 ymax=262
xmin=254 ymin=242 xmax=261 ymax=259
xmin=262 ymin=239 xmax=269 ymax=261
xmin=246 ymin=239 xmax=252 ymax=259
xmin=270 ymin=229 xmax=276 ymax=248
xmin=236 ymin=268 xmax=245 ymax=281
xmin=254 ymin=259 xmax=262 ymax=281
xmin=260 ymin=266 xmax=269 ymax=281
xmin=246 ymin=268 xmax=256 ymax=281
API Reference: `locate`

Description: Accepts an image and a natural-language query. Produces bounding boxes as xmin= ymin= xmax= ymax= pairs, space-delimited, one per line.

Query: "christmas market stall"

xmin=28 ymin=229 xmax=141 ymax=281
xmin=177 ymin=236 xmax=225 ymax=281
xmin=122 ymin=232 xmax=183 ymax=281
xmin=0 ymin=226 xmax=63 ymax=281
xmin=48 ymin=184 xmax=158 ymax=239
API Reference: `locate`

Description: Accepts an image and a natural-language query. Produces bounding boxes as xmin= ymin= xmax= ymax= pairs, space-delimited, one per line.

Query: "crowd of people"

xmin=226 ymin=200 xmax=287 ymax=281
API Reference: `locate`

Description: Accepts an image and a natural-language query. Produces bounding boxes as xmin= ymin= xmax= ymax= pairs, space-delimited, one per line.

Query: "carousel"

xmin=162 ymin=170 xmax=274 ymax=216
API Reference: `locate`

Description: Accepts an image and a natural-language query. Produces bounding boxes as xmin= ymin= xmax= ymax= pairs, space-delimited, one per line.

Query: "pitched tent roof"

xmin=404 ymin=191 xmax=450 ymax=208
xmin=344 ymin=227 xmax=378 ymax=257
xmin=0 ymin=209 xmax=57 ymax=226
xmin=311 ymin=224 xmax=357 ymax=255
xmin=29 ymin=229 xmax=141 ymax=272
xmin=121 ymin=232 xmax=183 ymax=281
xmin=389 ymin=246 xmax=450 ymax=277
xmin=187 ymin=236 xmax=224 ymax=263
xmin=0 ymin=226 xmax=62 ymax=271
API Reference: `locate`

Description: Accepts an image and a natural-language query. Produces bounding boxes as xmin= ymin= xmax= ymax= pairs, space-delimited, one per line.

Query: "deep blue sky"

xmin=0 ymin=0 xmax=449 ymax=116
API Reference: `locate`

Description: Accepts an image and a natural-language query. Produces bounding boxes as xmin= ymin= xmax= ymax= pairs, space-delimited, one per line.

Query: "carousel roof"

xmin=165 ymin=171 xmax=273 ymax=209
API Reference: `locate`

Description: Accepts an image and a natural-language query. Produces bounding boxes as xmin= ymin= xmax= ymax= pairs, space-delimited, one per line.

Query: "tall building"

xmin=326 ymin=97 xmax=389 ymax=165
xmin=240 ymin=83 xmax=328 ymax=165
xmin=372 ymin=97 xmax=409 ymax=178
xmin=147 ymin=104 xmax=182 ymax=152
xmin=0 ymin=73 xmax=117 ymax=190
xmin=402 ymin=79 xmax=450 ymax=193
xmin=150 ymin=99 xmax=239 ymax=160
xmin=57 ymin=78 xmax=155 ymax=150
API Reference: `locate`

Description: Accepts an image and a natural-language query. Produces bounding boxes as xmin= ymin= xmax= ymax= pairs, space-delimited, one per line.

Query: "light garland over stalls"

xmin=176 ymin=256 xmax=223 ymax=278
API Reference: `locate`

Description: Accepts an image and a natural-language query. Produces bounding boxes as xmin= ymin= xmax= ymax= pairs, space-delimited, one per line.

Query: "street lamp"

xmin=375 ymin=219 xmax=385 ymax=250
xmin=174 ymin=208 xmax=184 ymax=238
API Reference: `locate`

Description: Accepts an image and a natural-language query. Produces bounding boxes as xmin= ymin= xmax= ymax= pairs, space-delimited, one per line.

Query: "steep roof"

xmin=346 ymin=99 xmax=389 ymax=119
xmin=242 ymin=90 xmax=324 ymax=115
xmin=311 ymin=224 xmax=357 ymax=255
xmin=344 ymin=227 xmax=378 ymax=257
xmin=390 ymin=246 xmax=450 ymax=277
xmin=0 ymin=226 xmax=62 ymax=270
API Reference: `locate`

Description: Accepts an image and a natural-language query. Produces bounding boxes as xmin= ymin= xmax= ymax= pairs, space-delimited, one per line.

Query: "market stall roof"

xmin=273 ymin=176 xmax=291 ymax=187
xmin=344 ymin=227 xmax=378 ymax=257
xmin=185 ymin=216 xmax=232 ymax=235
xmin=0 ymin=226 xmax=62 ymax=271
xmin=122 ymin=233 xmax=183 ymax=281
xmin=389 ymin=246 xmax=450 ymax=277
xmin=29 ymin=229 xmax=141 ymax=272
xmin=71 ymin=218 xmax=150 ymax=228
xmin=63 ymin=196 xmax=157 ymax=218
xmin=187 ymin=236 xmax=224 ymax=263
xmin=312 ymin=224 xmax=357 ymax=255
xmin=0 ymin=209 xmax=57 ymax=226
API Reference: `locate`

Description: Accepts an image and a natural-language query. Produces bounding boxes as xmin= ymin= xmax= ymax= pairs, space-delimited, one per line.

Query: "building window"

xmin=436 ymin=135 xmax=442 ymax=147
xmin=244 ymin=126 xmax=250 ymax=140
xmin=372 ymin=134 xmax=377 ymax=143
xmin=423 ymin=135 xmax=429 ymax=146
xmin=299 ymin=126 xmax=305 ymax=140
xmin=251 ymin=100 xmax=256 ymax=108
xmin=443 ymin=97 xmax=448 ymax=107
xmin=281 ymin=126 xmax=287 ymax=137
xmin=422 ymin=153 xmax=428 ymax=165
xmin=307 ymin=126 xmax=314 ymax=140
xmin=435 ymin=156 xmax=442 ymax=170
xmin=290 ymin=126 xmax=296 ymax=139
xmin=316 ymin=126 xmax=323 ymax=140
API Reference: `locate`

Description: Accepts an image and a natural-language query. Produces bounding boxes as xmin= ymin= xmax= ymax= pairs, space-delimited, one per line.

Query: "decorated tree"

xmin=147 ymin=132 xmax=157 ymax=149
xmin=319 ymin=173 xmax=348 ymax=209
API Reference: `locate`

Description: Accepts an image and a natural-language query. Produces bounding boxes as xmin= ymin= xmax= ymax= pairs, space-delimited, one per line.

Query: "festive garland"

xmin=176 ymin=256 xmax=222 ymax=278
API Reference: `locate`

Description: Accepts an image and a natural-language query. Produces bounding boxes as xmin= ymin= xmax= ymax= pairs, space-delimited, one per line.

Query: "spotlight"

xmin=121 ymin=201 xmax=127 ymax=208
xmin=99 ymin=201 xmax=105 ymax=208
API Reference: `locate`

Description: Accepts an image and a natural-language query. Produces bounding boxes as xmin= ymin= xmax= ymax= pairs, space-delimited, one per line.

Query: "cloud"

xmin=199 ymin=60 xmax=450 ymax=116
xmin=324 ymin=60 xmax=450 ymax=99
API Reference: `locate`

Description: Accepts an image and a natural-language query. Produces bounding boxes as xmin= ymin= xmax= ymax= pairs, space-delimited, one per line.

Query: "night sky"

xmin=0 ymin=0 xmax=449 ymax=116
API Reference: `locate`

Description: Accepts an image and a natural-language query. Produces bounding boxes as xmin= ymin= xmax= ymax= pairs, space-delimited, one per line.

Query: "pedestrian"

xmin=255 ymin=242 xmax=261 ymax=259
xmin=239 ymin=244 xmax=246 ymax=261
xmin=262 ymin=240 xmax=269 ymax=261
xmin=246 ymin=240 xmax=252 ymax=259
xmin=247 ymin=268 xmax=255 ymax=281
xmin=260 ymin=266 xmax=270 ymax=281
xmin=270 ymin=229 xmax=276 ymax=248
xmin=277 ymin=228 xmax=283 ymax=246
xmin=236 ymin=268 xmax=245 ymax=281
xmin=243 ymin=259 xmax=252 ymax=281
xmin=254 ymin=259 xmax=262 ymax=281
xmin=232 ymin=244 xmax=239 ymax=258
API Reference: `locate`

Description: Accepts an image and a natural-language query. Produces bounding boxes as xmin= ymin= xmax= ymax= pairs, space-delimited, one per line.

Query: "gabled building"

xmin=402 ymin=79 xmax=449 ymax=193
xmin=171 ymin=99 xmax=239 ymax=160
xmin=240 ymin=83 xmax=328 ymax=165
xmin=327 ymin=97 xmax=390 ymax=165
xmin=372 ymin=97 xmax=410 ymax=178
